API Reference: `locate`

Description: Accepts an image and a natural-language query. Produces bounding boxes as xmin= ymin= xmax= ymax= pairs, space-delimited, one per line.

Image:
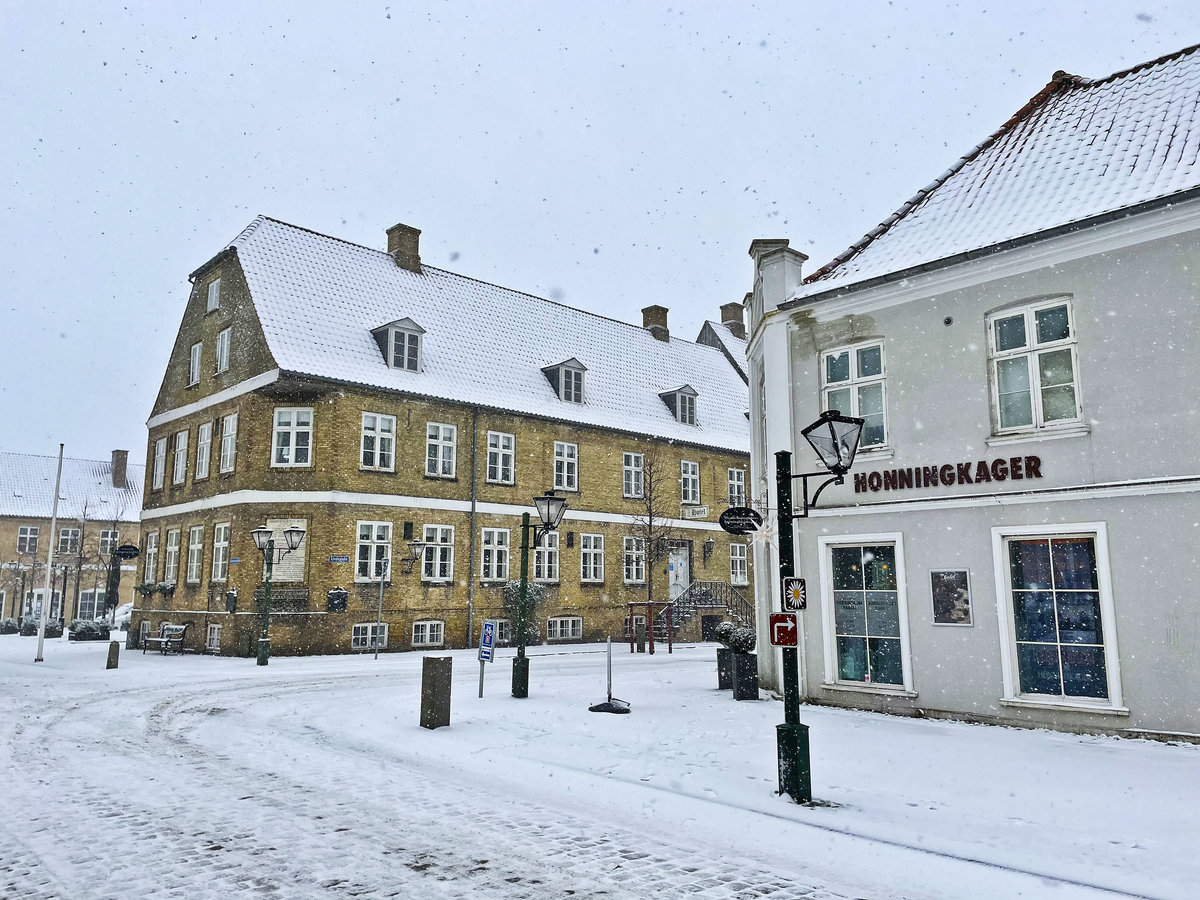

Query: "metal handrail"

xmin=654 ymin=580 xmax=754 ymax=637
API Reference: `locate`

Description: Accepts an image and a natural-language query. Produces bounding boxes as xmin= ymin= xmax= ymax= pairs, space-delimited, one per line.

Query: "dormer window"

xmin=371 ymin=317 xmax=425 ymax=372
xmin=659 ymin=385 xmax=698 ymax=425
xmin=542 ymin=358 xmax=587 ymax=403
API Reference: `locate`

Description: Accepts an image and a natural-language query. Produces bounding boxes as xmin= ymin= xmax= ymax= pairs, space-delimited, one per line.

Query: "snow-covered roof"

xmin=0 ymin=452 xmax=144 ymax=522
xmin=228 ymin=217 xmax=750 ymax=452
xmin=696 ymin=320 xmax=748 ymax=382
xmin=798 ymin=43 xmax=1200 ymax=299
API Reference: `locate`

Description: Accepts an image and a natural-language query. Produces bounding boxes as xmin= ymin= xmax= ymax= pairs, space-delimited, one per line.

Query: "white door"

xmin=668 ymin=545 xmax=690 ymax=599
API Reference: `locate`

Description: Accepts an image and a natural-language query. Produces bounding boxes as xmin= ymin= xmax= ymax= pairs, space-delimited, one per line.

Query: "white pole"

xmin=375 ymin=555 xmax=388 ymax=661
xmin=606 ymin=637 xmax=613 ymax=702
xmin=35 ymin=444 xmax=65 ymax=663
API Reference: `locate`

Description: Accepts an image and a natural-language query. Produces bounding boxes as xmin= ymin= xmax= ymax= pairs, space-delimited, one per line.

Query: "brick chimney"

xmin=641 ymin=305 xmax=669 ymax=342
xmin=386 ymin=223 xmax=422 ymax=273
xmin=720 ymin=301 xmax=746 ymax=339
xmin=110 ymin=449 xmax=128 ymax=489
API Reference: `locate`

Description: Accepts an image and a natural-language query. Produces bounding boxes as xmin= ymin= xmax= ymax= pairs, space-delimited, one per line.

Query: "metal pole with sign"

xmin=774 ymin=450 xmax=811 ymax=804
xmin=478 ymin=619 xmax=497 ymax=697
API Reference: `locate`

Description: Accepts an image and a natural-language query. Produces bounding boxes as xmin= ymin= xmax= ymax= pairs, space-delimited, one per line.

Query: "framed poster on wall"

xmin=931 ymin=569 xmax=972 ymax=626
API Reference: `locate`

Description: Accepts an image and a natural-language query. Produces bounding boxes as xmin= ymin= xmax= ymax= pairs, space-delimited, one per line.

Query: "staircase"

xmin=653 ymin=580 xmax=754 ymax=642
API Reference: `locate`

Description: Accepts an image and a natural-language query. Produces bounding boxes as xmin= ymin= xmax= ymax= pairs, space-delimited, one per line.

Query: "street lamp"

xmin=794 ymin=409 xmax=866 ymax=517
xmin=250 ymin=524 xmax=306 ymax=666
xmin=513 ymin=489 xmax=568 ymax=698
xmin=371 ymin=540 xmax=425 ymax=661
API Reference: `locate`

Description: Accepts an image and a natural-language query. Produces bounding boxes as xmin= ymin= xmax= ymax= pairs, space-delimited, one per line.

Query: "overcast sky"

xmin=2 ymin=1 xmax=1198 ymax=465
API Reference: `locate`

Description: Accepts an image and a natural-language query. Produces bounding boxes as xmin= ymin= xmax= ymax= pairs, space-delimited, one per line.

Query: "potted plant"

xmin=725 ymin=625 xmax=759 ymax=701
xmin=135 ymin=582 xmax=157 ymax=598
xmin=714 ymin=621 xmax=735 ymax=689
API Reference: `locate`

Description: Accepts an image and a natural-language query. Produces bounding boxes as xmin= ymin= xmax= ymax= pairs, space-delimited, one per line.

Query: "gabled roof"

xmin=696 ymin=321 xmax=747 ymax=383
xmin=796 ymin=43 xmax=1200 ymax=300
xmin=226 ymin=217 xmax=749 ymax=452
xmin=0 ymin=452 xmax=144 ymax=522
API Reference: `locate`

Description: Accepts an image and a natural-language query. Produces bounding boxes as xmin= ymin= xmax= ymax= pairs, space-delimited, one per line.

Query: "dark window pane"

xmin=856 ymin=345 xmax=882 ymax=377
xmin=1051 ymin=538 xmax=1097 ymax=590
xmin=862 ymin=545 xmax=897 ymax=590
xmin=868 ymin=637 xmax=904 ymax=685
xmin=1013 ymin=591 xmax=1057 ymax=643
xmin=1035 ymin=304 xmax=1070 ymax=344
xmin=865 ymin=591 xmax=900 ymax=637
xmin=825 ymin=351 xmax=850 ymax=384
xmin=834 ymin=592 xmax=866 ymax=636
xmin=836 ymin=636 xmax=868 ymax=681
xmin=832 ymin=547 xmax=863 ymax=590
xmin=994 ymin=314 xmax=1027 ymax=351
xmin=1061 ymin=645 xmax=1108 ymax=698
xmin=1009 ymin=539 xmax=1052 ymax=590
xmin=1056 ymin=592 xmax=1103 ymax=644
xmin=1017 ymin=643 xmax=1062 ymax=695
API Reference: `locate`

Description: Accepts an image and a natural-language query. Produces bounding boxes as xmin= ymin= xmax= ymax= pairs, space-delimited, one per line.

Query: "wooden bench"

xmin=143 ymin=622 xmax=191 ymax=655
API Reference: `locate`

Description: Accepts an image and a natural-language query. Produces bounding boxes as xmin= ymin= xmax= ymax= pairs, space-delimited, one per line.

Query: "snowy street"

xmin=0 ymin=637 xmax=1195 ymax=900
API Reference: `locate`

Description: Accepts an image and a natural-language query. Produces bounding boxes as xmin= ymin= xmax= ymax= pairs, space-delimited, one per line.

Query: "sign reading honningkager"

xmin=853 ymin=454 xmax=1043 ymax=495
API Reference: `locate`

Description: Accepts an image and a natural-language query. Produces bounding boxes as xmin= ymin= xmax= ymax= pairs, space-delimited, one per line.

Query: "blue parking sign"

xmin=479 ymin=619 xmax=497 ymax=662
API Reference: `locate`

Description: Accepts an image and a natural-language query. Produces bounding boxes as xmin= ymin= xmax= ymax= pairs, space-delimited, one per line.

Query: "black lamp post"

xmin=250 ymin=524 xmax=306 ymax=666
xmin=512 ymin=489 xmax=568 ymax=698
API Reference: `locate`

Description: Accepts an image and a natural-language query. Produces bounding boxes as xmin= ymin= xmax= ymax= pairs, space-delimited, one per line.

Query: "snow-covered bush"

xmin=0 ymin=618 xmax=18 ymax=635
xmin=20 ymin=617 xmax=63 ymax=638
xmin=69 ymin=620 xmax=111 ymax=641
xmin=502 ymin=579 xmax=546 ymax=645
xmin=715 ymin=621 xmax=755 ymax=654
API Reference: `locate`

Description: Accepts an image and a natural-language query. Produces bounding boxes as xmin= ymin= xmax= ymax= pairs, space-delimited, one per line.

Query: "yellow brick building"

xmin=134 ymin=217 xmax=754 ymax=656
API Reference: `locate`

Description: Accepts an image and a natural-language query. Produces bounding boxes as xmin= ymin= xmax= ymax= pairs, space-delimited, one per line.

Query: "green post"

xmin=775 ymin=450 xmax=811 ymax=803
xmin=512 ymin=512 xmax=531 ymax=698
xmin=257 ymin=538 xmax=273 ymax=666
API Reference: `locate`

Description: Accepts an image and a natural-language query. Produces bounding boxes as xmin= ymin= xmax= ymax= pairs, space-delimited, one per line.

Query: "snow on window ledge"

xmin=1000 ymin=697 xmax=1129 ymax=716
xmin=819 ymin=682 xmax=918 ymax=699
xmin=986 ymin=424 xmax=1091 ymax=447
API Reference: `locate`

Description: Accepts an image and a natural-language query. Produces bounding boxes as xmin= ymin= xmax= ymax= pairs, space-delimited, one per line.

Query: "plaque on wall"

xmin=931 ymin=569 xmax=972 ymax=626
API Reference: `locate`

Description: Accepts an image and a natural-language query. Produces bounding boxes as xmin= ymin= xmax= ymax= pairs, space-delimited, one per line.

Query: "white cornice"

xmin=146 ymin=369 xmax=281 ymax=429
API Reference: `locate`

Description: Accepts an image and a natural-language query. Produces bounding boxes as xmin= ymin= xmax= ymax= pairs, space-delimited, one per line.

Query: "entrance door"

xmin=701 ymin=615 xmax=722 ymax=641
xmin=668 ymin=544 xmax=690 ymax=600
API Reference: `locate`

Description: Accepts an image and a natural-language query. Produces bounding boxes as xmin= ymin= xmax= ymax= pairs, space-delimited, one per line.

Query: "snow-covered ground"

xmin=0 ymin=635 xmax=1195 ymax=899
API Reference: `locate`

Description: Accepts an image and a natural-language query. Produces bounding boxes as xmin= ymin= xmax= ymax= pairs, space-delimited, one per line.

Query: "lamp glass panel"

xmin=251 ymin=527 xmax=271 ymax=551
xmin=283 ymin=527 xmax=306 ymax=551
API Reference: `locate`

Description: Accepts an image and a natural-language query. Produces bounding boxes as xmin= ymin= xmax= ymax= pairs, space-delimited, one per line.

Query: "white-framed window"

xmin=195 ymin=422 xmax=212 ymax=480
xmin=822 ymin=342 xmax=886 ymax=449
xmin=988 ymin=298 xmax=1081 ymax=433
xmin=991 ymin=523 xmax=1121 ymax=710
xmin=580 ymin=534 xmax=604 ymax=583
xmin=163 ymin=529 xmax=180 ymax=583
xmin=486 ymin=431 xmax=515 ymax=484
xmin=728 ymin=468 xmax=746 ymax=507
xmin=494 ymin=619 xmax=512 ymax=645
xmin=480 ymin=528 xmax=510 ymax=582
xmin=173 ymin=429 xmax=189 ymax=484
xmin=623 ymin=452 xmax=643 ymax=499
xmin=412 ymin=619 xmax=445 ymax=647
xmin=390 ymin=327 xmax=421 ymax=371
xmin=623 ymin=537 xmax=646 ymax=584
xmin=561 ymin=366 xmax=584 ymax=403
xmin=143 ymin=532 xmax=159 ymax=582
xmin=188 ymin=342 xmax=202 ymax=386
xmin=534 ymin=532 xmax=559 ymax=583
xmin=678 ymin=392 xmax=696 ymax=425
xmin=422 ymin=525 xmax=454 ymax=582
xmin=58 ymin=528 xmax=80 ymax=555
xmin=17 ymin=526 xmax=39 ymax=555
xmin=24 ymin=589 xmax=62 ymax=620
xmin=547 ymin=616 xmax=582 ymax=640
xmin=425 ymin=423 xmax=457 ymax=478
xmin=730 ymin=543 xmax=748 ymax=585
xmin=99 ymin=529 xmax=118 ymax=557
xmin=356 ymin=521 xmax=392 ymax=582
xmin=352 ymin=622 xmax=388 ymax=650
xmin=206 ymin=623 xmax=222 ymax=652
xmin=211 ymin=522 xmax=230 ymax=582
xmin=219 ymin=413 xmax=238 ymax=473
xmin=215 ymin=327 xmax=231 ymax=374
xmin=206 ymin=277 xmax=221 ymax=312
xmin=272 ymin=407 xmax=313 ymax=467
xmin=153 ymin=437 xmax=167 ymax=490
xmin=139 ymin=619 xmax=151 ymax=645
xmin=680 ymin=460 xmax=700 ymax=504
xmin=554 ymin=441 xmax=578 ymax=491
xmin=77 ymin=589 xmax=106 ymax=621
xmin=624 ymin=615 xmax=647 ymax=638
xmin=818 ymin=534 xmax=913 ymax=691
xmin=361 ymin=413 xmax=396 ymax=471
xmin=186 ymin=525 xmax=204 ymax=583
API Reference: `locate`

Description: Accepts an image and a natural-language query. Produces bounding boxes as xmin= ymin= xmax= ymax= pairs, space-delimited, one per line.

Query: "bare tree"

xmin=627 ymin=446 xmax=677 ymax=615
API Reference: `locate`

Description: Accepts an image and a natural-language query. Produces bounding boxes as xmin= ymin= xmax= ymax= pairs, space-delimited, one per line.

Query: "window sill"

xmin=485 ymin=481 xmax=516 ymax=487
xmin=855 ymin=447 xmax=894 ymax=463
xmin=424 ymin=474 xmax=458 ymax=482
xmin=820 ymin=681 xmax=917 ymax=698
xmin=185 ymin=381 xmax=199 ymax=389
xmin=270 ymin=464 xmax=314 ymax=470
xmin=580 ymin=580 xmax=605 ymax=587
xmin=421 ymin=581 xmax=453 ymax=587
xmin=986 ymin=424 xmax=1090 ymax=446
xmin=1000 ymin=697 xmax=1128 ymax=716
xmin=359 ymin=467 xmax=396 ymax=475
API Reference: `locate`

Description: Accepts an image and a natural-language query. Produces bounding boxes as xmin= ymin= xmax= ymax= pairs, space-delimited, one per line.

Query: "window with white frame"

xmin=486 ymin=432 xmax=515 ymax=484
xmin=422 ymin=525 xmax=454 ymax=582
xmin=188 ymin=342 xmax=202 ymax=386
xmin=215 ymin=327 xmax=231 ymax=374
xmin=624 ymin=614 xmax=646 ymax=638
xmin=206 ymin=623 xmax=222 ymax=652
xmin=730 ymin=543 xmax=748 ymax=585
xmin=272 ymin=408 xmax=313 ymax=467
xmin=186 ymin=526 xmax=204 ymax=583
xmin=99 ymin=529 xmax=118 ymax=558
xmin=58 ymin=528 xmax=80 ymax=554
xmin=173 ymin=430 xmax=188 ymax=484
xmin=547 ymin=616 xmax=582 ymax=640
xmin=480 ymin=528 xmax=510 ymax=582
xmin=728 ymin=468 xmax=746 ymax=507
xmin=561 ymin=366 xmax=584 ymax=403
xmin=822 ymin=342 xmax=886 ymax=449
xmin=352 ymin=622 xmax=388 ymax=650
xmin=988 ymin=298 xmax=1080 ymax=433
xmin=163 ymin=529 xmax=180 ymax=583
xmin=534 ymin=532 xmax=560 ymax=583
xmin=219 ymin=413 xmax=238 ymax=473
xmin=994 ymin=524 xmax=1119 ymax=706
xmin=678 ymin=392 xmax=696 ymax=425
xmin=195 ymin=422 xmax=212 ymax=480
xmin=356 ymin=521 xmax=392 ymax=582
xmin=425 ymin=423 xmax=457 ymax=478
xmin=17 ymin=526 xmax=38 ymax=555
xmin=554 ymin=441 xmax=578 ymax=491
xmin=77 ymin=589 xmax=106 ymax=621
xmin=623 ymin=537 xmax=646 ymax=583
xmin=153 ymin=437 xmax=166 ymax=489
xmin=206 ymin=277 xmax=221 ymax=312
xmin=361 ymin=413 xmax=396 ymax=471
xmin=24 ymin=589 xmax=61 ymax=620
xmin=143 ymin=532 xmax=159 ymax=582
xmin=139 ymin=619 xmax=151 ymax=645
xmin=211 ymin=522 xmax=230 ymax=582
xmin=412 ymin=620 xmax=445 ymax=647
xmin=680 ymin=460 xmax=700 ymax=504
xmin=580 ymin=534 xmax=604 ymax=582
xmin=821 ymin=537 xmax=911 ymax=689
xmin=390 ymin=327 xmax=421 ymax=371
xmin=494 ymin=619 xmax=512 ymax=645
xmin=623 ymin=452 xmax=644 ymax=498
